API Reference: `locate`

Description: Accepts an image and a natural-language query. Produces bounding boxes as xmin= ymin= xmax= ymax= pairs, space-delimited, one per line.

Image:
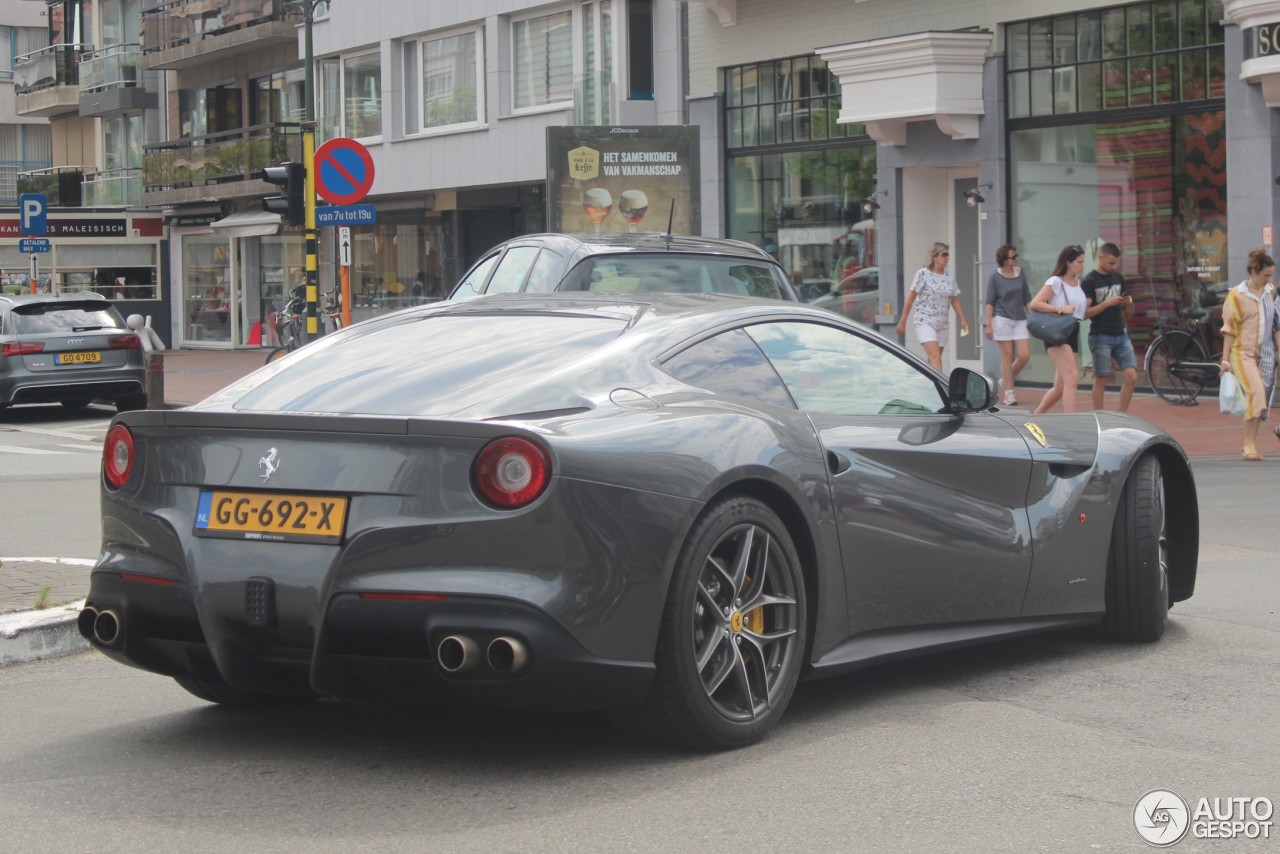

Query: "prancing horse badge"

xmin=1024 ymin=423 xmax=1047 ymax=448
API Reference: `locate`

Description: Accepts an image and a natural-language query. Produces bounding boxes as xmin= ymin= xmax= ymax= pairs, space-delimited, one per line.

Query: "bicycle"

xmin=1144 ymin=305 xmax=1222 ymax=405
xmin=264 ymin=288 xmax=344 ymax=364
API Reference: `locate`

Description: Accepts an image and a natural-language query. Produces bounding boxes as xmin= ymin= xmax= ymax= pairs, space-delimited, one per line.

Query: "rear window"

xmin=233 ymin=312 xmax=629 ymax=415
xmin=12 ymin=302 xmax=126 ymax=335
xmin=560 ymin=255 xmax=787 ymax=300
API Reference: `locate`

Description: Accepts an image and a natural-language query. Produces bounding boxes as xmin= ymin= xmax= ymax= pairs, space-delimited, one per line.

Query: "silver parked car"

xmin=0 ymin=292 xmax=146 ymax=413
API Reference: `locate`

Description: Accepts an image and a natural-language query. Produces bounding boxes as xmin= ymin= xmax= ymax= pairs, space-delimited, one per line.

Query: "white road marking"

xmin=0 ymin=446 xmax=67 ymax=455
xmin=0 ymin=557 xmax=96 ymax=566
xmin=55 ymin=444 xmax=102 ymax=452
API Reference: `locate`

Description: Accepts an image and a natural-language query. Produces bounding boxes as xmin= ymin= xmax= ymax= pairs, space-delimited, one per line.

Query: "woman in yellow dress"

xmin=1219 ymin=248 xmax=1280 ymax=461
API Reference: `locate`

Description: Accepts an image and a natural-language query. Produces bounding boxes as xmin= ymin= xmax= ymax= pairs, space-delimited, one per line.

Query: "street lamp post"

xmin=291 ymin=0 xmax=325 ymax=342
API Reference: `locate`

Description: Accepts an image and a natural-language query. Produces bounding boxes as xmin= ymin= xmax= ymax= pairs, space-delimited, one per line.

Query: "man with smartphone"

xmin=1082 ymin=242 xmax=1137 ymax=412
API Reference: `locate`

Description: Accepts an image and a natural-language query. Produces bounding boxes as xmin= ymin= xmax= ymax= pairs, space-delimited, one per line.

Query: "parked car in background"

xmin=0 ymin=293 xmax=146 ymax=413
xmin=448 ymin=232 xmax=800 ymax=302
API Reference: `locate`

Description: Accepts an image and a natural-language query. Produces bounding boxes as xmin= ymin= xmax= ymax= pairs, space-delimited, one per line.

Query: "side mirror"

xmin=948 ymin=367 xmax=996 ymax=412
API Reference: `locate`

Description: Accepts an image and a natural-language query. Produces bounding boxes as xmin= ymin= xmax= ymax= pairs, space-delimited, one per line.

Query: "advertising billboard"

xmin=546 ymin=126 xmax=700 ymax=235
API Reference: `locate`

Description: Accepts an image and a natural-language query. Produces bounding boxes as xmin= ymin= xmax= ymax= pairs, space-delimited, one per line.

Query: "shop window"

xmin=511 ymin=8 xmax=573 ymax=110
xmin=1010 ymin=112 xmax=1227 ymax=383
xmin=1006 ymin=0 xmax=1223 ymax=117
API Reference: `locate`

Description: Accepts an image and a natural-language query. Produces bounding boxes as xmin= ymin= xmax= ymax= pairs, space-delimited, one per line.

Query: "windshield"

xmin=561 ymin=255 xmax=789 ymax=300
xmin=12 ymin=303 xmax=126 ymax=334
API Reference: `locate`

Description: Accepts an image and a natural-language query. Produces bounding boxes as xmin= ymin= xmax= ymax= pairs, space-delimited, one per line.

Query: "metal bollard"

xmin=144 ymin=351 xmax=165 ymax=409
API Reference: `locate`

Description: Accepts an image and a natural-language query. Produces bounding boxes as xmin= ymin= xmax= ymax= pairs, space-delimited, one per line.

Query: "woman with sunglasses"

xmin=1028 ymin=244 xmax=1088 ymax=414
xmin=984 ymin=244 xmax=1032 ymax=406
xmin=897 ymin=242 xmax=969 ymax=371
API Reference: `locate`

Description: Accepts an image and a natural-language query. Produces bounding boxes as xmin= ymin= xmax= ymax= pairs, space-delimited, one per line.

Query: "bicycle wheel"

xmin=265 ymin=346 xmax=290 ymax=364
xmin=1146 ymin=330 xmax=1207 ymax=405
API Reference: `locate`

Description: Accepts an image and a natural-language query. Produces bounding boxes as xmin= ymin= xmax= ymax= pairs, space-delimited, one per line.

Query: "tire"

xmin=614 ymin=496 xmax=807 ymax=750
xmin=114 ymin=393 xmax=148 ymax=413
xmin=1146 ymin=330 xmax=1206 ymax=405
xmin=61 ymin=400 xmax=91 ymax=410
xmin=265 ymin=346 xmax=290 ymax=364
xmin=1104 ymin=454 xmax=1169 ymax=642
xmin=174 ymin=676 xmax=318 ymax=709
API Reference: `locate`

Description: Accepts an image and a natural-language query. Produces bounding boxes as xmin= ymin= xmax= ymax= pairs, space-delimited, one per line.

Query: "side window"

xmin=524 ymin=249 xmax=562 ymax=293
xmin=486 ymin=246 xmax=541 ymax=294
xmin=662 ymin=328 xmax=794 ymax=408
xmin=452 ymin=253 xmax=499 ymax=299
xmin=746 ymin=322 xmax=945 ymax=415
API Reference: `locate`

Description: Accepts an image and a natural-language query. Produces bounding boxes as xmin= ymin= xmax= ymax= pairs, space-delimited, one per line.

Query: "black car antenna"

xmin=664 ymin=199 xmax=675 ymax=249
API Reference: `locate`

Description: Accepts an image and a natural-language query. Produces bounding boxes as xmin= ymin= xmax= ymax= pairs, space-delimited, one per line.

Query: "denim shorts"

xmin=1088 ymin=332 xmax=1137 ymax=375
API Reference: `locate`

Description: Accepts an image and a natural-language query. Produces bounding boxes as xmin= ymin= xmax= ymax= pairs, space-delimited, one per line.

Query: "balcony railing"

xmin=143 ymin=0 xmax=291 ymax=54
xmin=17 ymin=166 xmax=87 ymax=206
xmin=83 ymin=168 xmax=143 ymax=207
xmin=0 ymin=160 xmax=53 ymax=204
xmin=143 ymin=123 xmax=300 ymax=191
xmin=15 ymin=44 xmax=87 ymax=93
xmin=79 ymin=44 xmax=143 ymax=93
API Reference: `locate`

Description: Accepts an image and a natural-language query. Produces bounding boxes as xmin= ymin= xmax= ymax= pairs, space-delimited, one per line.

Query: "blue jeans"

xmin=1089 ymin=332 xmax=1137 ymax=376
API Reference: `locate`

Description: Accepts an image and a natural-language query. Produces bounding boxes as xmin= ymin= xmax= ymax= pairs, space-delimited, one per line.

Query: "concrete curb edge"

xmin=0 ymin=599 xmax=89 ymax=666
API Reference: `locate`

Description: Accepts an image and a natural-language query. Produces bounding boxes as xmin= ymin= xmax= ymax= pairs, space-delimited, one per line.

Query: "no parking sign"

xmin=314 ymin=137 xmax=375 ymax=206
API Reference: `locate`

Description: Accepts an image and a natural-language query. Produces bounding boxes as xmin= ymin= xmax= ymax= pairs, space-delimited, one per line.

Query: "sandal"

xmin=1243 ymin=449 xmax=1264 ymax=462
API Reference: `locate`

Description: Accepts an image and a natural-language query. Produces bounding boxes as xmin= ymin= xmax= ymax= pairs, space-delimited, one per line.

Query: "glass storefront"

xmin=181 ymin=233 xmax=232 ymax=343
xmin=179 ymin=230 xmax=305 ymax=347
xmin=344 ymin=213 xmax=448 ymax=323
xmin=1007 ymin=1 xmax=1225 ymax=383
xmin=724 ymin=54 xmax=879 ymax=325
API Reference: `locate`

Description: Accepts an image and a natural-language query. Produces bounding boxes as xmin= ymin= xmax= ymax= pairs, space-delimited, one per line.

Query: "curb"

xmin=0 ymin=600 xmax=88 ymax=666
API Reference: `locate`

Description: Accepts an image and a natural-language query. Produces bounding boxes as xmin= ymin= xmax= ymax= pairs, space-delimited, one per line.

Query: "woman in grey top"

xmin=983 ymin=244 xmax=1032 ymax=406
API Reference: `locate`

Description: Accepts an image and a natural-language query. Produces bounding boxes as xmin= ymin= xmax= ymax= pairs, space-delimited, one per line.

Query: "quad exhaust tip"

xmin=486 ymin=636 xmax=528 ymax=674
xmin=77 ymin=606 xmax=99 ymax=641
xmin=86 ymin=608 xmax=123 ymax=647
xmin=437 ymin=634 xmax=480 ymax=673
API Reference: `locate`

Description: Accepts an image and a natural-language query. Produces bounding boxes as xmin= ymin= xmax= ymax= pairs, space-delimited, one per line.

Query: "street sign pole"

xmin=29 ymin=254 xmax=37 ymax=294
xmin=338 ymin=225 xmax=352 ymax=328
xmin=301 ymin=0 xmax=320 ymax=341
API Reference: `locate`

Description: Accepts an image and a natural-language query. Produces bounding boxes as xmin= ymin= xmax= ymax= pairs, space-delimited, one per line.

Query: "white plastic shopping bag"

xmin=1219 ymin=371 xmax=1245 ymax=416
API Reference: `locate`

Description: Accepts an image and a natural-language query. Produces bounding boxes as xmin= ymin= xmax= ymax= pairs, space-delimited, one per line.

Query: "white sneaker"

xmin=1003 ymin=389 xmax=1017 ymax=406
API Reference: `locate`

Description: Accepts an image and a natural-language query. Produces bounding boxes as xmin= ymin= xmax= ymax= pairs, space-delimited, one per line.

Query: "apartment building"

xmin=306 ymin=0 xmax=682 ymax=319
xmin=679 ymin=0 xmax=1263 ymax=385
xmin=6 ymin=0 xmax=165 ymax=329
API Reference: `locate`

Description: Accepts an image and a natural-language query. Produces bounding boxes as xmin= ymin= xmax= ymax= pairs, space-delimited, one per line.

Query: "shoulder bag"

xmin=1027 ymin=278 xmax=1080 ymax=346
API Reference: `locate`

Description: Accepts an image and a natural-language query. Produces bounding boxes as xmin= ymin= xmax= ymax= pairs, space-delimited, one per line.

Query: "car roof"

xmin=0 ymin=292 xmax=110 ymax=308
xmin=502 ymin=232 xmax=778 ymax=262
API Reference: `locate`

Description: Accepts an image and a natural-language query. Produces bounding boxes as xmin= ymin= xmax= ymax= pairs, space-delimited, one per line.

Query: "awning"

xmin=210 ymin=209 xmax=281 ymax=238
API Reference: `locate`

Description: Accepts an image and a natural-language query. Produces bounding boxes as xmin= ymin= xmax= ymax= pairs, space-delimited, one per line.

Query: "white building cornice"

xmin=816 ymin=30 xmax=993 ymax=146
xmin=1225 ymin=0 xmax=1280 ymax=106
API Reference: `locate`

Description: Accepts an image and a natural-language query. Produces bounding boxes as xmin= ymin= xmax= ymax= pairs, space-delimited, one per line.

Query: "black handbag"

xmin=1026 ymin=310 xmax=1079 ymax=347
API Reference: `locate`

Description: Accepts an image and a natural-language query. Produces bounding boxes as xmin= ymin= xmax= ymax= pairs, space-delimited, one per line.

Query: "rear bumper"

xmin=0 ymin=370 xmax=144 ymax=405
xmin=84 ymin=568 xmax=655 ymax=710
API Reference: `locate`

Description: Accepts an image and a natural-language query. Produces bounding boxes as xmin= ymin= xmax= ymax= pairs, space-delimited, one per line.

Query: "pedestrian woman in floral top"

xmin=896 ymin=242 xmax=969 ymax=371
xmin=1219 ymin=247 xmax=1280 ymax=461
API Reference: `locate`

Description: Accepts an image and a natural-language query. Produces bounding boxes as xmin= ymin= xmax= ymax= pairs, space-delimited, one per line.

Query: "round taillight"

xmin=473 ymin=437 xmax=551 ymax=509
xmin=103 ymin=424 xmax=135 ymax=489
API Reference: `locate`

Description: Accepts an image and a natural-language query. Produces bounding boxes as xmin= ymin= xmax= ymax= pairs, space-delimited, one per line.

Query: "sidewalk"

xmin=1 ymin=349 xmax=1274 ymax=663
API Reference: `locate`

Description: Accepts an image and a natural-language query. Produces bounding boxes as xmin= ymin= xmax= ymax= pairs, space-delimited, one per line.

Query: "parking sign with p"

xmin=19 ymin=193 xmax=47 ymax=235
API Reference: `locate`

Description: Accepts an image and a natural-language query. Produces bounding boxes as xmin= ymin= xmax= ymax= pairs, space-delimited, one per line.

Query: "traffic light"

xmin=259 ymin=162 xmax=305 ymax=226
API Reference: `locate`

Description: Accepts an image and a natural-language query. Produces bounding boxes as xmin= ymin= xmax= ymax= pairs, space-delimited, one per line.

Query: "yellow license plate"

xmin=195 ymin=490 xmax=349 ymax=543
xmin=56 ymin=352 xmax=101 ymax=364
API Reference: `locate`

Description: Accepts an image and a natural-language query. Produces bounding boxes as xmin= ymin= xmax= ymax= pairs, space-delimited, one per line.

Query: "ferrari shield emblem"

xmin=1024 ymin=423 xmax=1047 ymax=448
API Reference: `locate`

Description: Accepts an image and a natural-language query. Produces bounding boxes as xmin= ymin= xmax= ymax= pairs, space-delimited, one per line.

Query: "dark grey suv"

xmin=0 ymin=293 xmax=146 ymax=413
xmin=448 ymin=233 xmax=799 ymax=302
